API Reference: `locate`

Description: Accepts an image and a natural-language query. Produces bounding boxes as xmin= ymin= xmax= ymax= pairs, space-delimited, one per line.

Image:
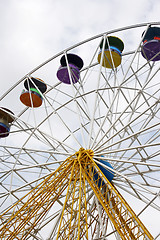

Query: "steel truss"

xmin=0 ymin=148 xmax=153 ymax=240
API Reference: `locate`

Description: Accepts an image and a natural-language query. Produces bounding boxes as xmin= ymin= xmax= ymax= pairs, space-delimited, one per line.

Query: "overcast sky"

xmin=0 ymin=0 xmax=160 ymax=92
xmin=0 ymin=0 xmax=160 ymax=237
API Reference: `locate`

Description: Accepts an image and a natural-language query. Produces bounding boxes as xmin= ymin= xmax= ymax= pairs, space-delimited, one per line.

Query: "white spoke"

xmin=0 ymin=22 xmax=160 ymax=239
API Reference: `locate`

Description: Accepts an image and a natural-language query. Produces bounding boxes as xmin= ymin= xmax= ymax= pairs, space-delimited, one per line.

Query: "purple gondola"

xmin=57 ymin=53 xmax=83 ymax=84
xmin=141 ymin=26 xmax=160 ymax=61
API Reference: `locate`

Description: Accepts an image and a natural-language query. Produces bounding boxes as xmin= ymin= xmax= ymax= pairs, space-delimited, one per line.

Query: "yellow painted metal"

xmin=56 ymin=149 xmax=90 ymax=239
xmin=0 ymin=148 xmax=153 ymax=240
xmin=81 ymin=148 xmax=153 ymax=240
xmin=0 ymin=157 xmax=74 ymax=239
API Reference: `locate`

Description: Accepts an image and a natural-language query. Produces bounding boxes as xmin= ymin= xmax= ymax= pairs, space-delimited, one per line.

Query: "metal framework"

xmin=0 ymin=22 xmax=160 ymax=239
xmin=0 ymin=148 xmax=153 ymax=239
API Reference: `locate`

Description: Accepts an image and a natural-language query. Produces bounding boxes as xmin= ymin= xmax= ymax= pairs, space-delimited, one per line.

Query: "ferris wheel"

xmin=0 ymin=22 xmax=160 ymax=239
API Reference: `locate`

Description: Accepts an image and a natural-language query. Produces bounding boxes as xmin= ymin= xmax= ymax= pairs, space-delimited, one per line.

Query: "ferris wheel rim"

xmin=1 ymin=21 xmax=160 ymax=103
xmin=0 ymin=22 xmax=160 ymax=239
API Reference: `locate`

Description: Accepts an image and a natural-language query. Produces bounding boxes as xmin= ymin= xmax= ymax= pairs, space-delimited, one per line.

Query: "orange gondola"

xmin=20 ymin=77 xmax=47 ymax=107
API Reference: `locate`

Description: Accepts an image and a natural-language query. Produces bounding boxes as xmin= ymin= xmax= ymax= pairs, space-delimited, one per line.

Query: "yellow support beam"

xmin=0 ymin=148 xmax=153 ymax=240
xmin=81 ymin=148 xmax=153 ymax=239
xmin=0 ymin=157 xmax=74 ymax=239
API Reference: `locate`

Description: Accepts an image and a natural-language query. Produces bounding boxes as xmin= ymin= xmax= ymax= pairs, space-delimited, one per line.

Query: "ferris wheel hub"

xmin=75 ymin=147 xmax=94 ymax=161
